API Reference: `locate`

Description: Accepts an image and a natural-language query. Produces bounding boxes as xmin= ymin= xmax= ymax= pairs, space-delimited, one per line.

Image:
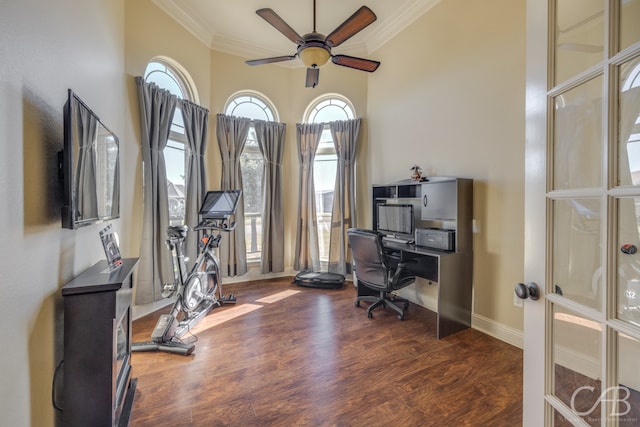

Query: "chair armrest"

xmin=391 ymin=259 xmax=417 ymax=284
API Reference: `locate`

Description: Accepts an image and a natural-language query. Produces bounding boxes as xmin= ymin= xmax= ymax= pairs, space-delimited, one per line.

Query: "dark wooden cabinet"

xmin=62 ymin=258 xmax=138 ymax=427
xmin=371 ymin=178 xmax=474 ymax=338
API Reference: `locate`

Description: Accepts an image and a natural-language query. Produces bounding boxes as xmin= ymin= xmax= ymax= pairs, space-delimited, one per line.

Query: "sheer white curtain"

xmin=216 ymin=114 xmax=250 ymax=277
xmin=294 ymin=123 xmax=324 ymax=272
xmin=254 ymin=119 xmax=286 ymax=273
xmin=135 ymin=76 xmax=177 ymax=304
xmin=182 ymin=100 xmax=209 ymax=262
xmin=327 ymin=119 xmax=360 ymax=274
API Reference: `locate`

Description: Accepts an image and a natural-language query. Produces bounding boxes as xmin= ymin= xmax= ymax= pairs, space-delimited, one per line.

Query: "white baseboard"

xmin=131 ymin=267 xmax=296 ymax=321
xmin=222 ymin=268 xmax=297 ymax=284
xmin=472 ymin=312 xmax=523 ymax=349
xmin=132 ymin=297 xmax=174 ymax=320
xmin=396 ymin=284 xmax=523 ymax=348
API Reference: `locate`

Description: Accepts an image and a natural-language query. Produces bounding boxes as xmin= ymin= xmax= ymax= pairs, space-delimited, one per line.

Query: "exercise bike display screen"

xmin=199 ymin=190 xmax=242 ymax=218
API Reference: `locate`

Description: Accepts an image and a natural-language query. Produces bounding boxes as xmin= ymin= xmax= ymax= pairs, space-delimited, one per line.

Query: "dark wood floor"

xmin=129 ymin=278 xmax=523 ymax=426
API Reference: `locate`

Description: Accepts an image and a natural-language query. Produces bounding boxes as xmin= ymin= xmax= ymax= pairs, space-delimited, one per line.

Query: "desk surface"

xmin=381 ymin=240 xmax=456 ymax=257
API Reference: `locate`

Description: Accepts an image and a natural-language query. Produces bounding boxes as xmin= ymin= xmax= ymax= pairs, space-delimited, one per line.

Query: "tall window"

xmin=144 ymin=58 xmax=198 ymax=225
xmin=224 ymin=91 xmax=278 ymax=262
xmin=303 ymin=94 xmax=356 ymax=261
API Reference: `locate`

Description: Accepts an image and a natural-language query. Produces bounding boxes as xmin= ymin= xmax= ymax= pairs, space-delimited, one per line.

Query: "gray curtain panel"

xmin=73 ymin=98 xmax=98 ymax=221
xmin=135 ymin=76 xmax=178 ymax=304
xmin=327 ymin=119 xmax=361 ymax=275
xmin=293 ymin=122 xmax=324 ymax=272
xmin=181 ymin=99 xmax=209 ymax=263
xmin=254 ymin=119 xmax=286 ymax=273
xmin=216 ymin=114 xmax=250 ymax=277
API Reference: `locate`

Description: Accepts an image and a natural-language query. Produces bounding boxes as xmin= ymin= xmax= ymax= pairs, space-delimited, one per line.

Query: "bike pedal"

xmin=161 ymin=283 xmax=176 ymax=298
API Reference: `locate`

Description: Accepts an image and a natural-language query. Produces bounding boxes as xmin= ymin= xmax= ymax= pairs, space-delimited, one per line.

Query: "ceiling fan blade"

xmin=306 ymin=67 xmax=320 ymax=88
xmin=246 ymin=55 xmax=297 ymax=66
xmin=325 ymin=6 xmax=377 ymax=48
xmin=332 ymin=55 xmax=380 ymax=72
xmin=256 ymin=8 xmax=304 ymax=45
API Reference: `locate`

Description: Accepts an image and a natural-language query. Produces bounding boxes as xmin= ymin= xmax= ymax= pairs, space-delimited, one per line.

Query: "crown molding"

xmin=153 ymin=0 xmax=441 ymax=61
xmin=212 ymin=34 xmax=301 ymax=68
xmin=152 ymin=0 xmax=212 ymax=47
xmin=366 ymin=0 xmax=443 ymax=54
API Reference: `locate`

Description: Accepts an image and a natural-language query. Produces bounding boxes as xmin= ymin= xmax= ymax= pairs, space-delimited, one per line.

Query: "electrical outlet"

xmin=513 ymin=292 xmax=523 ymax=308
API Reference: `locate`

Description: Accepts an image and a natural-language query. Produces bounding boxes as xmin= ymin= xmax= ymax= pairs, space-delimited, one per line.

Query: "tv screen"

xmin=377 ymin=204 xmax=414 ymax=236
xmin=60 ymin=89 xmax=120 ymax=229
xmin=199 ymin=190 xmax=242 ymax=218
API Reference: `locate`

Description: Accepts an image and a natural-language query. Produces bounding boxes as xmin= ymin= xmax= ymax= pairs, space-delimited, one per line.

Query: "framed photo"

xmin=99 ymin=224 xmax=122 ymax=270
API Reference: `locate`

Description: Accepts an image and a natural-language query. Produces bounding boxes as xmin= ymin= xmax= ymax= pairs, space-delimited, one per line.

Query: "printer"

xmin=415 ymin=228 xmax=455 ymax=251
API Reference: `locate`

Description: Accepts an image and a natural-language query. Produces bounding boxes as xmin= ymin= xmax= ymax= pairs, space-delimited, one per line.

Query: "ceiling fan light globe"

xmin=299 ymin=46 xmax=331 ymax=68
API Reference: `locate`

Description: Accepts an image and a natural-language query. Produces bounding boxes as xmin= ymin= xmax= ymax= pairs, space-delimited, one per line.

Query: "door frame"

xmin=523 ymin=1 xmax=549 ymax=424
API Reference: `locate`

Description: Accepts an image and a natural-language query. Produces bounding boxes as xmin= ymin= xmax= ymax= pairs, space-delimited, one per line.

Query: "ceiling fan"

xmin=245 ymin=0 xmax=381 ymax=88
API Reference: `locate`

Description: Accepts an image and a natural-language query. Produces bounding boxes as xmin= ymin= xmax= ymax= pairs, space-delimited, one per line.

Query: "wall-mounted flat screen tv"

xmin=60 ymin=89 xmax=120 ymax=229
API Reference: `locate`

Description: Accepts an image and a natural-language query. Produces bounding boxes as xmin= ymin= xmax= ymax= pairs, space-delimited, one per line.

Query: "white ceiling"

xmin=153 ymin=0 xmax=442 ymax=66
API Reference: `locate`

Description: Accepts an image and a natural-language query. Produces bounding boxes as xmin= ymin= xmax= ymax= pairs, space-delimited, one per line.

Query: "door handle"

xmin=621 ymin=243 xmax=637 ymax=255
xmin=515 ymin=282 xmax=540 ymax=301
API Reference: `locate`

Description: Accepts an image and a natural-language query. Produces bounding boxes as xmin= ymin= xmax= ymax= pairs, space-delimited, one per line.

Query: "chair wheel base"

xmin=356 ymin=294 xmax=408 ymax=321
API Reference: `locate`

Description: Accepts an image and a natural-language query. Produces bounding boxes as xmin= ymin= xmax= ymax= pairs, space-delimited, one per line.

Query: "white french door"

xmin=524 ymin=0 xmax=640 ymax=426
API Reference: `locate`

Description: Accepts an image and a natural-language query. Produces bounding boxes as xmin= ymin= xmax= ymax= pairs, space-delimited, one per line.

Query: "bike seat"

xmin=167 ymin=225 xmax=188 ymax=240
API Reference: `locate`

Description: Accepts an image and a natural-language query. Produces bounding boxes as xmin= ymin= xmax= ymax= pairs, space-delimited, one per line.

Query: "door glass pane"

xmin=553 ymin=76 xmax=603 ymax=190
xmin=615 ymin=330 xmax=640 ymax=423
xmin=617 ymin=56 xmax=640 ymax=186
xmin=553 ymin=304 xmax=602 ymax=426
xmin=555 ymin=0 xmax=604 ymax=84
xmin=552 ymin=199 xmax=602 ymax=310
xmin=620 ymin=0 xmax=640 ymax=52
xmin=616 ymin=197 xmax=640 ymax=326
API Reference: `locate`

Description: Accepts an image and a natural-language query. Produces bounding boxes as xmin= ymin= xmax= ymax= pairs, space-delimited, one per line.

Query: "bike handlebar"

xmin=193 ymin=219 xmax=237 ymax=232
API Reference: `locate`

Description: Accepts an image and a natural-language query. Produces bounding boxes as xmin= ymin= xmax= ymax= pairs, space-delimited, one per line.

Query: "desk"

xmin=358 ymin=240 xmax=473 ymax=339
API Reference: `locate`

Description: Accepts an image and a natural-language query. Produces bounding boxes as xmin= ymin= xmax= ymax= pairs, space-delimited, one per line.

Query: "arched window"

xmin=303 ymin=94 xmax=356 ymax=261
xmin=144 ymin=58 xmax=198 ymax=225
xmin=224 ymin=91 xmax=279 ymax=262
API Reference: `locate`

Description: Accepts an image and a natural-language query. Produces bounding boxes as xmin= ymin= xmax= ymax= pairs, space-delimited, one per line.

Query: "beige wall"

xmin=125 ymin=0 xmax=368 ymax=284
xmin=124 ymin=0 xmax=213 ymax=281
xmin=209 ymin=50 xmax=369 ymax=276
xmin=127 ymin=0 xmax=526 ymax=331
xmin=0 ymin=1 xmax=126 ymax=425
xmin=0 ymin=0 xmax=527 ymax=424
xmin=367 ymin=0 xmax=526 ymax=331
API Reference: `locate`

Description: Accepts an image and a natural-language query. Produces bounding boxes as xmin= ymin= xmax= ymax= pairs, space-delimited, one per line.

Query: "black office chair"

xmin=347 ymin=228 xmax=416 ymax=320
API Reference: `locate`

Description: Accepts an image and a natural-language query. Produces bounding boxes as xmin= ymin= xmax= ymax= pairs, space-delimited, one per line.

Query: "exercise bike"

xmin=133 ymin=190 xmax=241 ymax=355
